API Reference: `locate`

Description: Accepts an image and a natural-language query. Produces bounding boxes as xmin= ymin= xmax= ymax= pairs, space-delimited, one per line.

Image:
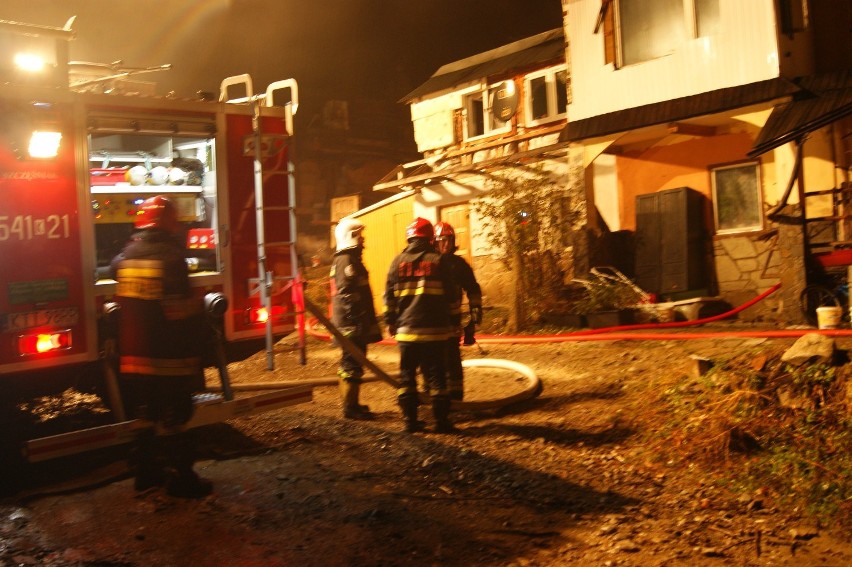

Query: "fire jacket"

xmin=383 ymin=238 xmax=457 ymax=342
xmin=444 ymin=253 xmax=482 ymax=331
xmin=110 ymin=229 xmax=203 ymax=379
xmin=330 ymin=247 xmax=382 ymax=344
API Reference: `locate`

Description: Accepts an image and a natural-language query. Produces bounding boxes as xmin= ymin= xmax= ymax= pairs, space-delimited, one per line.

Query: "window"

xmin=694 ymin=0 xmax=721 ymax=37
xmin=612 ymin=0 xmax=720 ymax=67
xmin=463 ymin=82 xmax=513 ymax=140
xmin=711 ymin=162 xmax=763 ymax=234
xmin=779 ymin=0 xmax=809 ymax=37
xmin=524 ymin=66 xmax=567 ymax=126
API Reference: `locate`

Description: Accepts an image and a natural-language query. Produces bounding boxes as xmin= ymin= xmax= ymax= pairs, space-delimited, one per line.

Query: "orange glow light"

xmin=18 ymin=330 xmax=72 ymax=356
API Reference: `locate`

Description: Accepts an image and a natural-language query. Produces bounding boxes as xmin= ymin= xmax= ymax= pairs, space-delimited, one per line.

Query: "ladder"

xmin=220 ymin=74 xmax=305 ymax=370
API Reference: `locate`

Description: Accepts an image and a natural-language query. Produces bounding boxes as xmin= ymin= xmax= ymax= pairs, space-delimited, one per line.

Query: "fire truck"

xmin=0 ymin=18 xmax=307 ymax=424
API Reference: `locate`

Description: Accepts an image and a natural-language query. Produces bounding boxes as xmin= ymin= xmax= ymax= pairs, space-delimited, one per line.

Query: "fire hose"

xmin=254 ymin=282 xmax=848 ymax=412
xmin=218 ymin=299 xmax=543 ymax=412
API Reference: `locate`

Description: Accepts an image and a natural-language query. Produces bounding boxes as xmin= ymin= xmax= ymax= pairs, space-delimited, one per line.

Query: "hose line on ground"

xmin=295 ymin=298 xmax=542 ymax=412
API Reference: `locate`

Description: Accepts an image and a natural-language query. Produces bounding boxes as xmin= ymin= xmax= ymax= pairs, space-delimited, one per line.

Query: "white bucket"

xmin=816 ymin=306 xmax=842 ymax=329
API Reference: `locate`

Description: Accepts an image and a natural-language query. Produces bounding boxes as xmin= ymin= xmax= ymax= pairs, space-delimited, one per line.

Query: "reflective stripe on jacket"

xmin=383 ymin=238 xmax=456 ymax=342
xmin=111 ymin=230 xmax=203 ymax=379
xmin=330 ymin=247 xmax=382 ymax=343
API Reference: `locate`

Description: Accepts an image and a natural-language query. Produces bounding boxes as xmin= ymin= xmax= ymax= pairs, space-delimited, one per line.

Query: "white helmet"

xmin=126 ymin=165 xmax=148 ymax=186
xmin=168 ymin=167 xmax=188 ymax=185
xmin=335 ymin=218 xmax=365 ymax=251
xmin=149 ymin=165 xmax=169 ymax=186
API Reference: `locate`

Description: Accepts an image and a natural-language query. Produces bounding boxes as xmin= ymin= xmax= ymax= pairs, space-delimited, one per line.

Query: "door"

xmin=440 ymin=203 xmax=473 ymax=267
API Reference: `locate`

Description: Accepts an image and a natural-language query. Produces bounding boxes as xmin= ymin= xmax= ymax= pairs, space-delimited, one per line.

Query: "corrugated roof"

xmin=748 ymin=71 xmax=852 ymax=157
xmin=560 ymin=78 xmax=800 ymax=142
xmin=400 ymin=28 xmax=565 ymax=103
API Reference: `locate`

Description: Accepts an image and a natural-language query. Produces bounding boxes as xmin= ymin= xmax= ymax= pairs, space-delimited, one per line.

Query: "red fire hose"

xmin=309 ymin=282 xmax=851 ymax=344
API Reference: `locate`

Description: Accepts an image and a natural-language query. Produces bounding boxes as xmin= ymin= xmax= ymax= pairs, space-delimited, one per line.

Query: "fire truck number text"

xmin=3 ymin=307 xmax=79 ymax=332
xmin=0 ymin=215 xmax=71 ymax=241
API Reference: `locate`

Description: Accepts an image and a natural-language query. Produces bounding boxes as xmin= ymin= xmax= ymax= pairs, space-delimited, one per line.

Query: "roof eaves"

xmin=561 ymin=78 xmax=799 ymax=142
xmin=748 ymin=70 xmax=852 ymax=157
xmin=400 ymin=28 xmax=565 ymax=103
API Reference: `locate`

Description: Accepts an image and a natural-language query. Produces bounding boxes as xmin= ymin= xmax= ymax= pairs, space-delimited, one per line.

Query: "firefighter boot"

xmin=164 ymin=434 xmax=213 ymax=499
xmin=447 ymin=377 xmax=464 ymax=401
xmin=432 ymin=395 xmax=458 ymax=434
xmin=132 ymin=431 xmax=168 ymax=491
xmin=399 ymin=393 xmax=424 ymax=433
xmin=340 ymin=378 xmax=375 ymax=420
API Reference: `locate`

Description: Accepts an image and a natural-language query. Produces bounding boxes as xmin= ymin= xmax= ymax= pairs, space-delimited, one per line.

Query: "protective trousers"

xmin=446 ymin=335 xmax=464 ymax=400
xmin=397 ymin=341 xmax=453 ymax=432
xmin=338 ymin=338 xmax=373 ymax=419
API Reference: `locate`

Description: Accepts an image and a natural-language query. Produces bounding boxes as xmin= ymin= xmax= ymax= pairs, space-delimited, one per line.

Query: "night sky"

xmin=3 ymin=0 xmax=562 ymax=128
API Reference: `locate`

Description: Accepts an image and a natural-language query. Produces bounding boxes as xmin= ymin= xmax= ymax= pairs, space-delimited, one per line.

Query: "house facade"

xmin=562 ymin=0 xmax=851 ymax=322
xmin=355 ymin=0 xmax=850 ymax=326
xmin=363 ymin=29 xmax=575 ymax=326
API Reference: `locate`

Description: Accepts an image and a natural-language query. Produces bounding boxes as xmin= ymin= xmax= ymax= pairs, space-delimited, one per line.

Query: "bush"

xmin=645 ymin=348 xmax=852 ymax=530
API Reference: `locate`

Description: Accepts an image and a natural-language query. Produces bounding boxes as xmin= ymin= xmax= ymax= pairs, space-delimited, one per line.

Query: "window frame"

xmin=462 ymin=82 xmax=513 ymax=141
xmin=711 ymin=161 xmax=764 ymax=235
xmin=611 ymin=0 xmax=720 ymax=68
xmin=523 ymin=65 xmax=568 ymax=127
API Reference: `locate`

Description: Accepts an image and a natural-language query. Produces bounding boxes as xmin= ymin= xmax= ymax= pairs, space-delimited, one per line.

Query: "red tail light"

xmin=18 ymin=330 xmax=72 ymax=356
xmin=245 ymin=306 xmax=287 ymax=325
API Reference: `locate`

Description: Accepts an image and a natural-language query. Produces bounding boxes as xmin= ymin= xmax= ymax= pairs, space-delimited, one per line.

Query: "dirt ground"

xmin=1 ymin=325 xmax=851 ymax=566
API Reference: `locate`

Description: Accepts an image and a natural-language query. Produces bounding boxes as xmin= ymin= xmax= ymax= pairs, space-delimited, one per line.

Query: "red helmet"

xmin=434 ymin=221 xmax=455 ymax=250
xmin=135 ymin=195 xmax=179 ymax=233
xmin=406 ymin=217 xmax=434 ymax=241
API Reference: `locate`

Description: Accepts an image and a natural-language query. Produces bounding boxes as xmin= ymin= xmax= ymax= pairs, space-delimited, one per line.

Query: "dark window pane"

xmin=530 ymin=76 xmax=548 ymax=119
xmin=469 ymin=95 xmax=484 ymax=137
xmin=620 ymin=0 xmax=685 ymax=65
xmin=555 ymin=70 xmax=567 ymax=114
xmin=713 ymin=164 xmax=762 ymax=232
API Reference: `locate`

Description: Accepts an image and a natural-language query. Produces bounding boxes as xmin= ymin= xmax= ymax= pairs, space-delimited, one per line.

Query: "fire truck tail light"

xmin=28 ymin=131 xmax=62 ymax=158
xmin=18 ymin=330 xmax=72 ymax=356
xmin=245 ymin=306 xmax=286 ymax=325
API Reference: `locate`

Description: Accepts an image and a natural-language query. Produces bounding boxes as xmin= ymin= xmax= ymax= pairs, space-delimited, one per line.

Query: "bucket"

xmin=816 ymin=306 xmax=842 ymax=329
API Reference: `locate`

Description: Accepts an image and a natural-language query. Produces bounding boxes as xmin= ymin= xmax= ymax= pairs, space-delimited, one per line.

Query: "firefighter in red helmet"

xmin=384 ymin=217 xmax=459 ymax=433
xmin=434 ymin=221 xmax=482 ymax=400
xmin=110 ymin=195 xmax=212 ymax=498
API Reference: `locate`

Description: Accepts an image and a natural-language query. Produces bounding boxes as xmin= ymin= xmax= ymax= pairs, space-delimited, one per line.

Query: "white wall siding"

xmin=409 ymin=86 xmax=478 ymax=152
xmin=410 ymin=95 xmax=457 ymax=152
xmin=592 ymin=154 xmax=620 ymax=230
xmin=567 ymin=0 xmax=780 ymax=122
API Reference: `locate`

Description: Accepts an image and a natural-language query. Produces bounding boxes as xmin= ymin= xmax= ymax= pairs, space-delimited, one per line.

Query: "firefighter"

xmin=434 ymin=222 xmax=483 ymax=401
xmin=384 ymin=217 xmax=458 ymax=433
xmin=110 ymin=195 xmax=212 ymax=498
xmin=330 ymin=217 xmax=383 ymax=420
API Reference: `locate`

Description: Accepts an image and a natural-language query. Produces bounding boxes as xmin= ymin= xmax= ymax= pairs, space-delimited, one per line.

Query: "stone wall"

xmin=712 ymin=211 xmax=807 ymax=323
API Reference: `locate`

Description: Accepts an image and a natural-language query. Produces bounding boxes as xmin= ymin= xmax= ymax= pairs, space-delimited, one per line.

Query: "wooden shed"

xmin=346 ymin=190 xmax=416 ymax=315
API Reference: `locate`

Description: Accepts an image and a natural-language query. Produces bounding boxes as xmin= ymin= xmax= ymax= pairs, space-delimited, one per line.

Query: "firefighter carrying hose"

xmin=330 ymin=218 xmax=383 ymax=420
xmin=384 ymin=218 xmax=459 ymax=433
xmin=434 ymin=222 xmax=482 ymax=401
xmin=110 ymin=195 xmax=212 ymax=498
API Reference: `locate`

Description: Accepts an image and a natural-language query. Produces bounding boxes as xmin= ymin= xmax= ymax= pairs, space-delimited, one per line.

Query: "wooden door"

xmin=440 ymin=203 xmax=472 ymax=266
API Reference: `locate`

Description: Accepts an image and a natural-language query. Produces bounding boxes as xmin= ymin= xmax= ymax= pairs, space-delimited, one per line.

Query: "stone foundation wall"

xmin=712 ymin=212 xmax=807 ymax=324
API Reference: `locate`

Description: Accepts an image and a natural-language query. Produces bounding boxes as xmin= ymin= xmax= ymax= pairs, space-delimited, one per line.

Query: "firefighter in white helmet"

xmin=330 ymin=218 xmax=383 ymax=419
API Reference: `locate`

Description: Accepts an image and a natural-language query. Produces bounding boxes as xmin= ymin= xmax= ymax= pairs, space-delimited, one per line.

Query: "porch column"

xmin=775 ymin=205 xmax=808 ymax=324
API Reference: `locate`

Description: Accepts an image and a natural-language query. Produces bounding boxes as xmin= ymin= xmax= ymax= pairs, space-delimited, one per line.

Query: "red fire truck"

xmin=1 ymin=19 xmax=305 ymax=419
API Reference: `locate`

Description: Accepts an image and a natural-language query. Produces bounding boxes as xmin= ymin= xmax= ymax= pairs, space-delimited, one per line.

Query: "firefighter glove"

xmin=471 ymin=306 xmax=483 ymax=325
